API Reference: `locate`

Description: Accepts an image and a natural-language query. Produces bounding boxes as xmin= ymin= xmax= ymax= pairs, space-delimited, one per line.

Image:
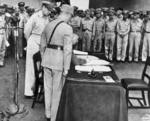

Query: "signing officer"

xmin=24 ymin=0 xmax=53 ymax=97
xmin=40 ymin=4 xmax=75 ymax=121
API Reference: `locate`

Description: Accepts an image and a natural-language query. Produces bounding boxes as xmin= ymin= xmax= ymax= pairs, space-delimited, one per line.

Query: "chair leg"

xmin=142 ymin=91 xmax=146 ymax=105
xmin=126 ymin=90 xmax=129 ymax=107
xmin=148 ymin=91 xmax=150 ymax=106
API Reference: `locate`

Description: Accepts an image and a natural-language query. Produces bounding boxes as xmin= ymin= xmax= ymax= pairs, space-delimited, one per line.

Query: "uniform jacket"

xmin=41 ymin=18 xmax=73 ymax=71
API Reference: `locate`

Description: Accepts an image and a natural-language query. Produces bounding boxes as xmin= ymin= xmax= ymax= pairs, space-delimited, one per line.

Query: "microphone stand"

xmin=0 ymin=20 xmax=28 ymax=121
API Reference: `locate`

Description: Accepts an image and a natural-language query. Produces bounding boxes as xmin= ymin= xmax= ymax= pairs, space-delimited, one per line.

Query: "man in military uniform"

xmin=18 ymin=2 xmax=26 ymax=58
xmin=0 ymin=5 xmax=7 ymax=66
xmin=105 ymin=11 xmax=117 ymax=61
xmin=93 ymin=10 xmax=105 ymax=52
xmin=24 ymin=0 xmax=53 ymax=97
xmin=40 ymin=4 xmax=77 ymax=121
xmin=69 ymin=7 xmax=82 ymax=50
xmin=142 ymin=11 xmax=150 ymax=62
xmin=116 ymin=13 xmax=130 ymax=62
xmin=81 ymin=9 xmax=95 ymax=52
xmin=129 ymin=12 xmax=143 ymax=62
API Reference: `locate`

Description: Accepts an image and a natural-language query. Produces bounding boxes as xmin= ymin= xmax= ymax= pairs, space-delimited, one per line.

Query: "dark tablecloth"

xmin=56 ymin=70 xmax=128 ymax=121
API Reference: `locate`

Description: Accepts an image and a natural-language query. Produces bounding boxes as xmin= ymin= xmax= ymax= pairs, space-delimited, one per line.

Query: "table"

xmin=56 ymin=67 xmax=128 ymax=121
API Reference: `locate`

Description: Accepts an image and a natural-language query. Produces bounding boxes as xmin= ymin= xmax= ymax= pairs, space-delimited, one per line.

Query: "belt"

xmin=47 ymin=44 xmax=63 ymax=50
xmin=106 ymin=31 xmax=115 ymax=33
xmin=83 ymin=29 xmax=92 ymax=32
xmin=145 ymin=31 xmax=150 ymax=33
xmin=131 ymin=31 xmax=141 ymax=33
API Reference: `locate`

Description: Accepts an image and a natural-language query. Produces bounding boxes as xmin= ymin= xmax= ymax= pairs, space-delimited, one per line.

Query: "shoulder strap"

xmin=47 ymin=21 xmax=64 ymax=45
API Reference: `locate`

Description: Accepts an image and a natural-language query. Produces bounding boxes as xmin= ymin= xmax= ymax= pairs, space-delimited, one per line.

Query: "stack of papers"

xmin=103 ymin=76 xmax=115 ymax=83
xmin=75 ymin=65 xmax=112 ymax=72
xmin=73 ymin=50 xmax=88 ymax=55
xmin=83 ymin=59 xmax=110 ymax=66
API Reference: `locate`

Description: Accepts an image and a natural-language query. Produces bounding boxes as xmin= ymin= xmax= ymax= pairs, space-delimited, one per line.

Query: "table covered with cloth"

xmin=56 ymin=68 xmax=128 ymax=121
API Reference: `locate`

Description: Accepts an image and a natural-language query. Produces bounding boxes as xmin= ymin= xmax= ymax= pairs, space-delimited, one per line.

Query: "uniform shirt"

xmin=94 ymin=18 xmax=105 ymax=35
xmin=18 ymin=11 xmax=27 ymax=28
xmin=81 ymin=17 xmax=95 ymax=31
xmin=130 ymin=19 xmax=143 ymax=32
xmin=24 ymin=10 xmax=49 ymax=41
xmin=117 ymin=19 xmax=130 ymax=34
xmin=41 ymin=18 xmax=73 ymax=71
xmin=105 ymin=19 xmax=117 ymax=32
xmin=144 ymin=20 xmax=150 ymax=32
xmin=0 ymin=15 xmax=6 ymax=34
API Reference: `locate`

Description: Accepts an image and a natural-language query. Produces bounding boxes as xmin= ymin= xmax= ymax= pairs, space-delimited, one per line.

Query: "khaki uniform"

xmin=41 ymin=19 xmax=73 ymax=121
xmin=117 ymin=19 xmax=130 ymax=61
xmin=129 ymin=19 xmax=143 ymax=61
xmin=93 ymin=18 xmax=105 ymax=52
xmin=105 ymin=19 xmax=117 ymax=60
xmin=18 ymin=11 xmax=26 ymax=57
xmin=24 ymin=10 xmax=49 ymax=96
xmin=142 ymin=20 xmax=150 ymax=61
xmin=0 ymin=15 xmax=7 ymax=65
xmin=81 ymin=18 xmax=95 ymax=51
xmin=70 ymin=15 xmax=82 ymax=49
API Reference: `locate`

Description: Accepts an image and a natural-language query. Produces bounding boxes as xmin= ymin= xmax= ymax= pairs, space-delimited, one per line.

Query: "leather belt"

xmin=47 ymin=44 xmax=63 ymax=50
xmin=106 ymin=31 xmax=115 ymax=33
xmin=83 ymin=29 xmax=92 ymax=32
xmin=145 ymin=31 xmax=150 ymax=33
xmin=131 ymin=31 xmax=141 ymax=32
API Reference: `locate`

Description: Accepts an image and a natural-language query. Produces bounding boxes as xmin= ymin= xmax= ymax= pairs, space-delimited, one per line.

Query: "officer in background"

xmin=93 ymin=9 xmax=105 ymax=52
xmin=0 ymin=5 xmax=7 ymax=66
xmin=142 ymin=11 xmax=150 ymax=62
xmin=116 ymin=12 xmax=130 ymax=62
xmin=24 ymin=0 xmax=53 ymax=97
xmin=105 ymin=11 xmax=117 ymax=61
xmin=18 ymin=2 xmax=26 ymax=58
xmin=129 ymin=11 xmax=143 ymax=62
xmin=40 ymin=4 xmax=77 ymax=121
xmin=69 ymin=6 xmax=82 ymax=50
xmin=81 ymin=9 xmax=95 ymax=52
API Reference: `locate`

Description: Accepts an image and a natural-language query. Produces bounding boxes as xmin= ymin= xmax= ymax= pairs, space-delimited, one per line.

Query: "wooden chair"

xmin=31 ymin=51 xmax=44 ymax=108
xmin=121 ymin=56 xmax=150 ymax=108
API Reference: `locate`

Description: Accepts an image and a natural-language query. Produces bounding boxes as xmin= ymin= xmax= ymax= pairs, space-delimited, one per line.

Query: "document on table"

xmin=83 ymin=59 xmax=110 ymax=66
xmin=75 ymin=65 xmax=112 ymax=72
xmin=103 ymin=76 xmax=115 ymax=83
xmin=73 ymin=50 xmax=88 ymax=55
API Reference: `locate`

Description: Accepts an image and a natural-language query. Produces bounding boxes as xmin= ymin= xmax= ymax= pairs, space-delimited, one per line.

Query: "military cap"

xmin=0 ymin=5 xmax=6 ymax=14
xmin=42 ymin=0 xmax=54 ymax=11
xmin=61 ymin=4 xmax=74 ymax=15
xmin=18 ymin=2 xmax=25 ymax=7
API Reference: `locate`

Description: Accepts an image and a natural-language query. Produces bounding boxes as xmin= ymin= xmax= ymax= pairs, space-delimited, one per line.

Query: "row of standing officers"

xmin=70 ymin=8 xmax=150 ymax=62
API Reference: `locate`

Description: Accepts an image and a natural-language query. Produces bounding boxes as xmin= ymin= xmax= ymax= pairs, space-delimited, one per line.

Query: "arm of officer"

xmin=63 ymin=25 xmax=73 ymax=76
xmin=24 ymin=15 xmax=35 ymax=40
xmin=40 ymin=26 xmax=47 ymax=58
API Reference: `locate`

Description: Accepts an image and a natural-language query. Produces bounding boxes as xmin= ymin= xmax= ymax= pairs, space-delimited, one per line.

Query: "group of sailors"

xmin=70 ymin=7 xmax=150 ymax=62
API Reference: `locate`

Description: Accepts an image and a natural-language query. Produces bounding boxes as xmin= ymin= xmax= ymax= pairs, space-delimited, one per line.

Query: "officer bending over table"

xmin=40 ymin=4 xmax=78 ymax=121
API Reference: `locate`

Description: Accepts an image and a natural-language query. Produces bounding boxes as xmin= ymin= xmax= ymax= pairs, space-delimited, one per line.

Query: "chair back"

xmin=142 ymin=56 xmax=150 ymax=86
xmin=33 ymin=51 xmax=43 ymax=83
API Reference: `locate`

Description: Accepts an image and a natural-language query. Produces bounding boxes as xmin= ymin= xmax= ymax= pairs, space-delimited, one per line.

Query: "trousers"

xmin=117 ymin=34 xmax=128 ymax=61
xmin=44 ymin=67 xmax=64 ymax=121
xmin=129 ymin=32 xmax=141 ymax=61
xmin=142 ymin=33 xmax=150 ymax=61
xmin=93 ymin=32 xmax=103 ymax=52
xmin=105 ymin=32 xmax=116 ymax=60
xmin=82 ymin=31 xmax=92 ymax=52
xmin=24 ymin=35 xmax=40 ymax=96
